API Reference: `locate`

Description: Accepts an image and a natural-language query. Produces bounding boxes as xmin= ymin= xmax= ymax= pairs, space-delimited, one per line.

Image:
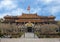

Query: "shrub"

xmin=57 ymin=32 xmax=60 ymax=35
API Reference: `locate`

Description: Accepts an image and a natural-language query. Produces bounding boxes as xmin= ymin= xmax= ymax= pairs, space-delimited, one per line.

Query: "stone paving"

xmin=21 ymin=32 xmax=38 ymax=38
xmin=0 ymin=33 xmax=60 ymax=42
xmin=1 ymin=38 xmax=60 ymax=42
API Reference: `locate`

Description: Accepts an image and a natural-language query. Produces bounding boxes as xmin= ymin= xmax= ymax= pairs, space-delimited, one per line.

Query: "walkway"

xmin=1 ymin=38 xmax=60 ymax=42
xmin=21 ymin=32 xmax=38 ymax=38
xmin=0 ymin=33 xmax=60 ymax=42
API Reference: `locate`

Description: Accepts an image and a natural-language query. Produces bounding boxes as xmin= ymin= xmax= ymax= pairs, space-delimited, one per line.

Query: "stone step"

xmin=21 ymin=32 xmax=38 ymax=38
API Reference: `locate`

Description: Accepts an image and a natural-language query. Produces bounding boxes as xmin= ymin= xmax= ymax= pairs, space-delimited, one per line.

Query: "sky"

xmin=0 ymin=0 xmax=60 ymax=20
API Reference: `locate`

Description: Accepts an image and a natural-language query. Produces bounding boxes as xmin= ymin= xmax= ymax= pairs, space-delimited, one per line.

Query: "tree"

xmin=40 ymin=24 xmax=59 ymax=34
xmin=0 ymin=18 xmax=3 ymax=23
xmin=57 ymin=21 xmax=60 ymax=32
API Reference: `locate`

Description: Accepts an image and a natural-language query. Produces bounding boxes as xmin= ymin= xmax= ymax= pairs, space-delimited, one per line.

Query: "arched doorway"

xmin=25 ymin=21 xmax=34 ymax=32
xmin=27 ymin=27 xmax=32 ymax=32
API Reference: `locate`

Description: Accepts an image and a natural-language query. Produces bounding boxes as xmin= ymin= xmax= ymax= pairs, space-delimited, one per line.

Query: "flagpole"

xmin=29 ymin=10 xmax=30 ymax=14
xmin=27 ymin=5 xmax=30 ymax=14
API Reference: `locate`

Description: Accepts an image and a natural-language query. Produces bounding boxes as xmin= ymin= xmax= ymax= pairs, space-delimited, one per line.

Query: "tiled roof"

xmin=4 ymin=13 xmax=55 ymax=19
xmin=16 ymin=19 xmax=45 ymax=22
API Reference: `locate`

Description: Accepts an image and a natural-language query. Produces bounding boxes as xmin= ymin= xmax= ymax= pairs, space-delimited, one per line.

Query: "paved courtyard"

xmin=0 ymin=33 xmax=60 ymax=42
xmin=21 ymin=32 xmax=38 ymax=38
xmin=1 ymin=38 xmax=60 ymax=42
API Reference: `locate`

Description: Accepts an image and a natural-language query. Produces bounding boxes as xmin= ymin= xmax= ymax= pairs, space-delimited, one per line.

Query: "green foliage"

xmin=0 ymin=23 xmax=25 ymax=38
xmin=57 ymin=32 xmax=60 ymax=35
xmin=57 ymin=21 xmax=60 ymax=26
xmin=40 ymin=24 xmax=59 ymax=34
xmin=10 ymin=32 xmax=24 ymax=38
xmin=35 ymin=32 xmax=40 ymax=38
xmin=35 ymin=24 xmax=59 ymax=38
xmin=0 ymin=32 xmax=4 ymax=38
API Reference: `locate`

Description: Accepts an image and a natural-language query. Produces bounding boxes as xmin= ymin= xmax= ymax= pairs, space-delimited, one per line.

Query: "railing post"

xmin=24 ymin=28 xmax=25 ymax=38
xmin=34 ymin=28 xmax=35 ymax=38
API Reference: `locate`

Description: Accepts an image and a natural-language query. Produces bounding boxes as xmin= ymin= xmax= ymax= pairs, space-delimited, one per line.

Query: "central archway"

xmin=25 ymin=21 xmax=34 ymax=32
xmin=27 ymin=27 xmax=32 ymax=32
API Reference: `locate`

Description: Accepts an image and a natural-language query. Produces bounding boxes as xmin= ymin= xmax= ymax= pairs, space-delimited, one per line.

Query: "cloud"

xmin=30 ymin=7 xmax=41 ymax=14
xmin=0 ymin=0 xmax=17 ymax=10
xmin=51 ymin=6 xmax=60 ymax=15
xmin=0 ymin=0 xmax=22 ymax=18
xmin=0 ymin=8 xmax=27 ymax=18
xmin=0 ymin=13 xmax=11 ymax=18
xmin=0 ymin=7 xmax=41 ymax=18
xmin=37 ymin=0 xmax=60 ymax=4
xmin=11 ymin=8 xmax=27 ymax=15
xmin=19 ymin=0 xmax=26 ymax=3
xmin=34 ymin=0 xmax=60 ymax=20
xmin=37 ymin=0 xmax=53 ymax=4
xmin=0 ymin=0 xmax=60 ymax=20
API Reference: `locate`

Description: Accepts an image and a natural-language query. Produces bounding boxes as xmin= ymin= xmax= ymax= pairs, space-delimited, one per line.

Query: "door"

xmin=27 ymin=27 xmax=32 ymax=32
